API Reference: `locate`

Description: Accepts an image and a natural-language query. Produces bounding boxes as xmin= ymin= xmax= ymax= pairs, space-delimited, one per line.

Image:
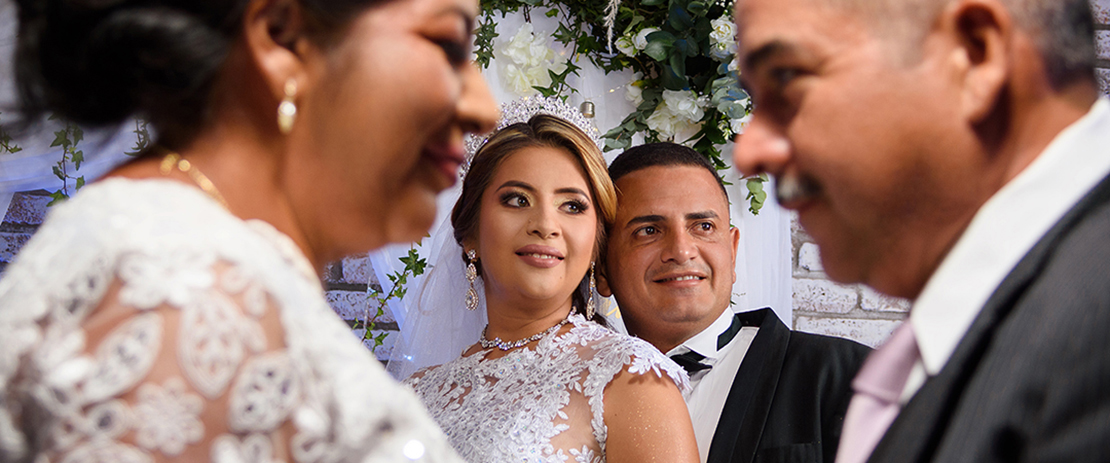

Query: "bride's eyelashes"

xmin=500 ymin=191 xmax=531 ymax=208
xmin=560 ymin=199 xmax=589 ymax=215
xmin=499 ymin=190 xmax=590 ymax=216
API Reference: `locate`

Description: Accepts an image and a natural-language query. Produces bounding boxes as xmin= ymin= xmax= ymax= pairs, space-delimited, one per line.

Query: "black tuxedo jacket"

xmin=706 ymin=308 xmax=871 ymax=463
xmin=868 ymin=173 xmax=1110 ymax=462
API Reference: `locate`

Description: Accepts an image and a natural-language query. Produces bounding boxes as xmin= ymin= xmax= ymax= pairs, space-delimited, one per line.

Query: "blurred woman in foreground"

xmin=0 ymin=0 xmax=496 ymax=461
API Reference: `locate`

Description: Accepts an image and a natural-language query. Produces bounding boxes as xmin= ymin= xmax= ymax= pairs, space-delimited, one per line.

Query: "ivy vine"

xmin=355 ymin=245 xmax=429 ymax=351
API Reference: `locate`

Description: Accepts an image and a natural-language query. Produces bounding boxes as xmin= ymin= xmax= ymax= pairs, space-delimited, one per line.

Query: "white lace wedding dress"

xmin=404 ymin=314 xmax=688 ymax=463
xmin=0 ymin=179 xmax=460 ymax=463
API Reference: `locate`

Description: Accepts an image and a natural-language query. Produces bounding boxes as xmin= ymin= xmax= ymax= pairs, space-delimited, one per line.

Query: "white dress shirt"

xmin=667 ymin=309 xmax=759 ymax=463
xmin=902 ymin=98 xmax=1110 ymax=402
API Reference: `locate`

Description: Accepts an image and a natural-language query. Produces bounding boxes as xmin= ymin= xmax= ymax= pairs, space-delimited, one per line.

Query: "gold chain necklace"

xmin=159 ymin=152 xmax=229 ymax=210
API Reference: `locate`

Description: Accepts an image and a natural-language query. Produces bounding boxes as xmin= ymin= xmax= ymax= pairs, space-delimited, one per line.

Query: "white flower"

xmin=709 ymin=17 xmax=736 ymax=45
xmin=504 ymin=64 xmax=539 ymax=96
xmin=615 ymin=34 xmax=637 ymax=57
xmin=646 ymin=104 xmax=698 ymax=140
xmin=503 ymin=23 xmax=542 ymax=67
xmin=645 ymin=105 xmax=681 ymax=139
xmin=625 ymin=72 xmax=643 ymax=105
xmin=662 ymin=89 xmax=706 ymax=123
xmin=497 ymin=24 xmax=570 ymax=97
xmin=731 ymin=113 xmax=753 ymax=134
xmin=633 ymin=27 xmax=659 ymax=51
xmin=709 ymin=17 xmax=738 ymax=61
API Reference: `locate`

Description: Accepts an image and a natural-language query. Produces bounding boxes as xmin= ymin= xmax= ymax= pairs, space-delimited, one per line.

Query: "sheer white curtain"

xmin=376 ymin=10 xmax=792 ymax=379
xmin=0 ymin=0 xmax=136 ymax=194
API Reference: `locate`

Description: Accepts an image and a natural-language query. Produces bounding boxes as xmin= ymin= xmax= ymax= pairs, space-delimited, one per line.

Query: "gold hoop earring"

xmin=465 ymin=249 xmax=480 ymax=311
xmin=277 ymin=79 xmax=298 ymax=134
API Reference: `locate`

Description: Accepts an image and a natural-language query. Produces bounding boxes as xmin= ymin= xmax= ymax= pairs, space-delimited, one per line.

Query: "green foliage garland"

xmin=476 ymin=0 xmax=767 ymax=214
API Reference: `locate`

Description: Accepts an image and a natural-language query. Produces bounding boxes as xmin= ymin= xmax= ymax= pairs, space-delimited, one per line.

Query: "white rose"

xmin=504 ymin=64 xmax=538 ymax=96
xmin=525 ymin=64 xmax=553 ymax=89
xmin=529 ymin=35 xmax=553 ymax=68
xmin=730 ymin=114 xmax=753 ymax=134
xmin=503 ymin=24 xmax=537 ymax=66
xmin=708 ymin=17 xmax=738 ymax=61
xmin=615 ymin=34 xmax=637 ymax=57
xmin=709 ymin=17 xmax=735 ymax=45
xmin=663 ymin=89 xmax=706 ymax=123
xmin=625 ymin=83 xmax=643 ymax=105
xmin=646 ymin=105 xmax=679 ymax=139
xmin=633 ymin=27 xmax=659 ymax=51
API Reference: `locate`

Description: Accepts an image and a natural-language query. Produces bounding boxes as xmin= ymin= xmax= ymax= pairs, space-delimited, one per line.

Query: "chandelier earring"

xmin=277 ymin=78 xmax=298 ymax=134
xmin=586 ymin=261 xmax=597 ymax=320
xmin=465 ymin=249 xmax=480 ymax=311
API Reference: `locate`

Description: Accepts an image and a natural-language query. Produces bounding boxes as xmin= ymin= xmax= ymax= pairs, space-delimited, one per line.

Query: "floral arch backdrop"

xmin=0 ymin=0 xmax=792 ymax=346
xmin=374 ymin=0 xmax=793 ymax=340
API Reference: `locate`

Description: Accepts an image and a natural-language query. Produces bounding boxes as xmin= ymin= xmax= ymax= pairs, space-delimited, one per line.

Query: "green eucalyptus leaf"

xmin=668 ymin=53 xmax=686 ymax=78
xmin=669 ymin=5 xmax=695 ymax=31
xmin=687 ymin=1 xmax=708 ymax=15
xmin=661 ymin=65 xmax=688 ymax=90
xmin=642 ymin=0 xmax=666 ymax=6
xmin=644 ymin=40 xmax=669 ymax=61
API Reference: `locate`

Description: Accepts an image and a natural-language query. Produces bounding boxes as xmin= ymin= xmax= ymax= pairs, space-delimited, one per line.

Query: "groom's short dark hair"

xmin=608 ymin=142 xmax=729 ymax=201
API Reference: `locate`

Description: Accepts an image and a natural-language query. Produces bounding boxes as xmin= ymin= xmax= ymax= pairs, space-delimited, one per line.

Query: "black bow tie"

xmin=669 ymin=313 xmax=750 ymax=375
xmin=670 ymin=350 xmax=711 ymax=374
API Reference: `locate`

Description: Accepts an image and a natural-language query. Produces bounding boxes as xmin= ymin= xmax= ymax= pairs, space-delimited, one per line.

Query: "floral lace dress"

xmin=0 ymin=179 xmax=460 ymax=463
xmin=404 ymin=314 xmax=688 ymax=463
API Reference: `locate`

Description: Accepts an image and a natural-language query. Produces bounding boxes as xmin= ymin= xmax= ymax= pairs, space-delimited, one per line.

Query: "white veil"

xmin=385 ymin=208 xmax=487 ymax=380
xmin=386 ymin=96 xmax=603 ymax=380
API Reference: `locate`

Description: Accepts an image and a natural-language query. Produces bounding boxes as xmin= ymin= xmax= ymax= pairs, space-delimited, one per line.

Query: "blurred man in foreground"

xmin=732 ymin=0 xmax=1109 ymax=461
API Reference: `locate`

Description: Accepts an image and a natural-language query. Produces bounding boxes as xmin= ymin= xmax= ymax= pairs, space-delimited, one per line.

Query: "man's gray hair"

xmin=833 ymin=0 xmax=1096 ymax=89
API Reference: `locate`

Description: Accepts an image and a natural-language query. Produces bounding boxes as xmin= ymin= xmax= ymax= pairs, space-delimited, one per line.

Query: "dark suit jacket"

xmin=868 ymin=173 xmax=1110 ymax=462
xmin=707 ymin=308 xmax=871 ymax=463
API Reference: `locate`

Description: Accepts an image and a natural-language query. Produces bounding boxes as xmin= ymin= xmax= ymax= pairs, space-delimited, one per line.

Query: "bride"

xmin=403 ymin=109 xmax=699 ymax=463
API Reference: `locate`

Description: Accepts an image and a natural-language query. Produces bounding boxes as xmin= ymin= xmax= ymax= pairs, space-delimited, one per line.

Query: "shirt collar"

xmin=666 ymin=308 xmax=735 ymax=360
xmin=910 ymin=98 xmax=1110 ymax=375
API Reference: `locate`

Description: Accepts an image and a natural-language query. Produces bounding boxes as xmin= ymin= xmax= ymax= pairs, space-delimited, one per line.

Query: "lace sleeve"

xmin=2 ymin=255 xmax=458 ymax=463
xmin=1 ymin=181 xmax=461 ymax=463
xmin=590 ymin=335 xmax=690 ymax=394
xmin=579 ymin=332 xmax=690 ymax=450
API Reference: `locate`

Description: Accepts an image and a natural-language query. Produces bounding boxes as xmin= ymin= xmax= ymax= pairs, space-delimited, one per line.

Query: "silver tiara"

xmin=462 ymin=96 xmax=602 ymax=177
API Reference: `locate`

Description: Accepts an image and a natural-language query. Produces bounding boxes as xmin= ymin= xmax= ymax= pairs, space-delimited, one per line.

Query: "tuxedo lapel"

xmin=707 ymin=308 xmax=790 ymax=463
xmin=869 ymin=172 xmax=1110 ymax=463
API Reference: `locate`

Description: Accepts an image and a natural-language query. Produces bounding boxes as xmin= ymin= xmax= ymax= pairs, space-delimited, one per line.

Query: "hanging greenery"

xmin=476 ymin=0 xmax=766 ymax=214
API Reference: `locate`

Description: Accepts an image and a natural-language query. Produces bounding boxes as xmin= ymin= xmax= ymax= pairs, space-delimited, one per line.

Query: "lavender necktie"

xmin=835 ymin=322 xmax=920 ymax=463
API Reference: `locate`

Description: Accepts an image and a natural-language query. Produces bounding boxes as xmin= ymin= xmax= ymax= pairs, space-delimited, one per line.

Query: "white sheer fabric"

xmin=404 ymin=314 xmax=689 ymax=463
xmin=0 ymin=178 xmax=460 ymax=463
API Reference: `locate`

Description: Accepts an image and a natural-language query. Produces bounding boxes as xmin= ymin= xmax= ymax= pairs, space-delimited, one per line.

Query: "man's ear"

xmin=596 ymin=263 xmax=613 ymax=298
xmin=729 ymin=225 xmax=740 ymax=284
xmin=943 ymin=0 xmax=1012 ymax=123
xmin=242 ymin=0 xmax=313 ymax=105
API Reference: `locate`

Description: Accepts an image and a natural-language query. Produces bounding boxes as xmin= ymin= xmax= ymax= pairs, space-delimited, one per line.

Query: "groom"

xmin=598 ymin=142 xmax=870 ymax=463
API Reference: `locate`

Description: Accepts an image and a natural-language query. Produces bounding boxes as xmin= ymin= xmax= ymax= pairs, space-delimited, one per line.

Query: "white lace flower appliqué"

xmin=211 ymin=433 xmax=282 ymax=463
xmin=133 ymin=378 xmax=204 ymax=456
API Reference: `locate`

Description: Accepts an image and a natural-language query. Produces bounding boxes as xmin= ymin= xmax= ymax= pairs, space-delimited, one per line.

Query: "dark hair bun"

xmin=15 ymin=0 xmax=241 ymax=140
